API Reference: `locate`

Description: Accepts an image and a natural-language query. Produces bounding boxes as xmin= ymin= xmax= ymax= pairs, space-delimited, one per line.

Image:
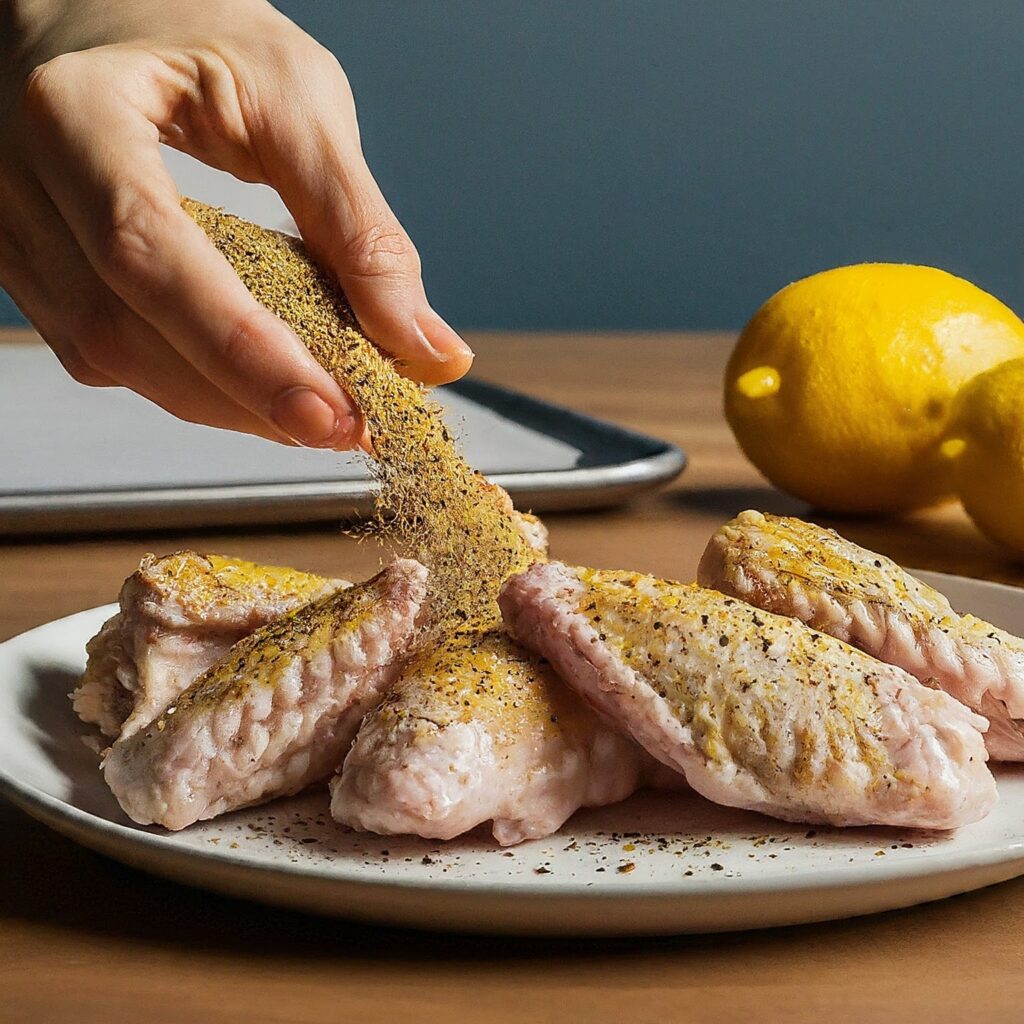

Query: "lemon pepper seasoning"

xmin=182 ymin=198 xmax=535 ymax=631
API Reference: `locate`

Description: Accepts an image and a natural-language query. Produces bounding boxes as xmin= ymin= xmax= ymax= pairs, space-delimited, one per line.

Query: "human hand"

xmin=0 ymin=0 xmax=473 ymax=448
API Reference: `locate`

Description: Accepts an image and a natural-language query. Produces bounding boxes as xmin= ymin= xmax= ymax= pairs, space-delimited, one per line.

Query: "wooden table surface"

xmin=2 ymin=330 xmax=1023 ymax=1023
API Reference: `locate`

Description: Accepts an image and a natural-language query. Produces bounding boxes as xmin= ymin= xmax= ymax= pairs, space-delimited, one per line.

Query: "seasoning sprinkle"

xmin=182 ymin=198 xmax=536 ymax=630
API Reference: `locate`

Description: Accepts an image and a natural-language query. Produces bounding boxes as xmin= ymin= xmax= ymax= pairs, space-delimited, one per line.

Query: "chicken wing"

xmin=74 ymin=551 xmax=347 ymax=740
xmin=104 ymin=560 xmax=427 ymax=830
xmin=699 ymin=510 xmax=1024 ymax=760
xmin=500 ymin=562 xmax=996 ymax=830
xmin=332 ymin=628 xmax=659 ymax=845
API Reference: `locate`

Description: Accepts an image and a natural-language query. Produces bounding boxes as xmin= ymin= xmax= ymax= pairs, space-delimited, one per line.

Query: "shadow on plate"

xmin=20 ymin=664 xmax=127 ymax=821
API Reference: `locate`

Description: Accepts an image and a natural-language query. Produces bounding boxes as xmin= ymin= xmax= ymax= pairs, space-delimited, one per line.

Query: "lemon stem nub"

xmin=736 ymin=366 xmax=781 ymax=399
xmin=940 ymin=437 xmax=967 ymax=460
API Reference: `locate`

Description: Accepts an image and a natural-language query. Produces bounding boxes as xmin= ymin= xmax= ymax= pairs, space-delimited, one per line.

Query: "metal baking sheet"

xmin=0 ymin=345 xmax=685 ymax=534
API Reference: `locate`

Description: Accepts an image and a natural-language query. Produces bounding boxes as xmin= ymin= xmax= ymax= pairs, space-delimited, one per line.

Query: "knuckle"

xmin=309 ymin=42 xmax=348 ymax=85
xmin=219 ymin=306 xmax=274 ymax=368
xmin=293 ymin=36 xmax=348 ymax=82
xmin=63 ymin=356 xmax=112 ymax=388
xmin=73 ymin=306 xmax=125 ymax=378
xmin=95 ymin=184 xmax=168 ymax=284
xmin=266 ymin=34 xmax=347 ymax=90
xmin=20 ymin=53 xmax=84 ymax=119
xmin=342 ymin=223 xmax=421 ymax=281
xmin=55 ymin=342 xmax=114 ymax=387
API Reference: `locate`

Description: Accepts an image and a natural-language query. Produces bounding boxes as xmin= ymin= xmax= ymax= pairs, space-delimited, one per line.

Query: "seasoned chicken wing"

xmin=699 ymin=510 xmax=1024 ymax=760
xmin=104 ymin=560 xmax=427 ymax=830
xmin=500 ymin=562 xmax=996 ymax=830
xmin=332 ymin=629 xmax=659 ymax=845
xmin=74 ymin=551 xmax=347 ymax=740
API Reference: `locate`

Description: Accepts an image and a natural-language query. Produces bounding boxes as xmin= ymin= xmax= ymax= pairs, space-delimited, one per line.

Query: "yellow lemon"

xmin=725 ymin=264 xmax=1024 ymax=513
xmin=945 ymin=358 xmax=1024 ymax=554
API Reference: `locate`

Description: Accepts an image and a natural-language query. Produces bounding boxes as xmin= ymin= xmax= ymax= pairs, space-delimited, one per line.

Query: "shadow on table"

xmin=670 ymin=484 xmax=809 ymax=519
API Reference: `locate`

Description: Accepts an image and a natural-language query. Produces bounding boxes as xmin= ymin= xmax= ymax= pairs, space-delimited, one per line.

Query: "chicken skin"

xmin=699 ymin=511 xmax=1024 ymax=761
xmin=500 ymin=562 xmax=996 ymax=830
xmin=104 ymin=560 xmax=427 ymax=830
xmin=332 ymin=629 xmax=658 ymax=845
xmin=74 ymin=551 xmax=347 ymax=741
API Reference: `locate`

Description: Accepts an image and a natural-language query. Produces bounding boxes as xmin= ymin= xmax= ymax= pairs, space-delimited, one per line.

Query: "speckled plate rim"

xmin=2 ymin=571 xmax=1024 ymax=935
xmin=5 ymin=770 xmax=1024 ymax=900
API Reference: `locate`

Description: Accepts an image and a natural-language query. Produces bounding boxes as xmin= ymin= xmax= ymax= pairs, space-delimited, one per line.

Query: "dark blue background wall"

xmin=3 ymin=1 xmax=1023 ymax=329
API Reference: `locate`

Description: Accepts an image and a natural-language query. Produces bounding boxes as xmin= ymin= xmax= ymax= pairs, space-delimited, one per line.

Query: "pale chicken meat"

xmin=699 ymin=510 xmax=1024 ymax=761
xmin=332 ymin=628 xmax=662 ymax=845
xmin=511 ymin=511 xmax=548 ymax=558
xmin=73 ymin=551 xmax=347 ymax=741
xmin=104 ymin=560 xmax=427 ymax=830
xmin=500 ymin=562 xmax=997 ymax=830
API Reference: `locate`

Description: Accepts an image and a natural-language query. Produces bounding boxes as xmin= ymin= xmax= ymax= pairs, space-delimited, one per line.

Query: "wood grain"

xmin=2 ymin=329 xmax=1022 ymax=1024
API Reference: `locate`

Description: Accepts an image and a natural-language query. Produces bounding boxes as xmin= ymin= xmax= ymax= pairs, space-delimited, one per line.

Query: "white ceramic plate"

xmin=2 ymin=570 xmax=1023 ymax=936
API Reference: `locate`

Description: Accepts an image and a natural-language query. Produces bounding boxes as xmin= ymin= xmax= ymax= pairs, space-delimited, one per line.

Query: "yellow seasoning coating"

xmin=373 ymin=628 xmax=578 ymax=740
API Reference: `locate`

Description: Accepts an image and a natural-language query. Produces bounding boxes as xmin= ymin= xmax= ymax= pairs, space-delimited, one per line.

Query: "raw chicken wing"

xmin=332 ymin=628 xmax=657 ymax=845
xmin=74 ymin=551 xmax=347 ymax=740
xmin=500 ymin=562 xmax=996 ymax=830
xmin=699 ymin=510 xmax=1024 ymax=760
xmin=104 ymin=560 xmax=426 ymax=830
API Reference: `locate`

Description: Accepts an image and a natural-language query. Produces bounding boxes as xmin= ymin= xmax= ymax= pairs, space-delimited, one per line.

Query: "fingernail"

xmin=418 ymin=312 xmax=474 ymax=363
xmin=272 ymin=386 xmax=353 ymax=447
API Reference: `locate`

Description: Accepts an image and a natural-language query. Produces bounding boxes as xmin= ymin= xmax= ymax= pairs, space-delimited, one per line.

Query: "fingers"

xmin=246 ymin=46 xmax=474 ymax=385
xmin=0 ymin=182 xmax=113 ymax=387
xmin=20 ymin=52 xmax=364 ymax=449
xmin=12 ymin=260 xmax=304 ymax=444
xmin=299 ymin=168 xmax=473 ymax=387
xmin=0 ymin=163 xmax=301 ymax=442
